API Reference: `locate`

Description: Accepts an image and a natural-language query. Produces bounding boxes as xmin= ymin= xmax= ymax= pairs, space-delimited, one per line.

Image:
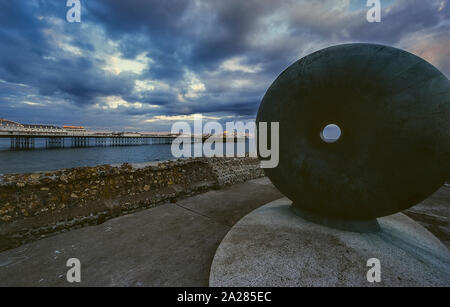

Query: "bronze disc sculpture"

xmin=256 ymin=43 xmax=450 ymax=221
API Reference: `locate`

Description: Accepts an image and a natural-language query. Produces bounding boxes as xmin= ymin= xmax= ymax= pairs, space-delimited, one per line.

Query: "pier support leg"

xmin=46 ymin=137 xmax=64 ymax=149
xmin=72 ymin=137 xmax=88 ymax=148
xmin=11 ymin=137 xmax=35 ymax=150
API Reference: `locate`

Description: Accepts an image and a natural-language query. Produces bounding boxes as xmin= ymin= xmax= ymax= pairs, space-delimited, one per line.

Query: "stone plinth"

xmin=210 ymin=198 xmax=450 ymax=287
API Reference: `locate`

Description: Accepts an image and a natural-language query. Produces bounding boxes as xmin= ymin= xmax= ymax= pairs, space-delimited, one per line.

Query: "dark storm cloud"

xmin=0 ymin=1 xmax=137 ymax=107
xmin=0 ymin=0 xmax=448 ymax=130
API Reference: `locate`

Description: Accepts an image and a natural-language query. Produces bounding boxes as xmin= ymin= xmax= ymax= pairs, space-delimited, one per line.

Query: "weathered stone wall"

xmin=0 ymin=157 xmax=263 ymax=251
xmin=208 ymin=157 xmax=264 ymax=186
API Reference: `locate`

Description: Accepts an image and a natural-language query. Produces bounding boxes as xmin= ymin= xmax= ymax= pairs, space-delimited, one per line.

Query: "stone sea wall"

xmin=0 ymin=157 xmax=264 ymax=251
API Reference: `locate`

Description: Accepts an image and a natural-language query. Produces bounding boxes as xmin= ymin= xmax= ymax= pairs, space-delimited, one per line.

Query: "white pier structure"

xmin=0 ymin=118 xmax=178 ymax=150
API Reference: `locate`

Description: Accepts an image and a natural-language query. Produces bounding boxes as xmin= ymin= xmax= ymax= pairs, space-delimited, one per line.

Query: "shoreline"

xmin=0 ymin=157 xmax=189 ymax=178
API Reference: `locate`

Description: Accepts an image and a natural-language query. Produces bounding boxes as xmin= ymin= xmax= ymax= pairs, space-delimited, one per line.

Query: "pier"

xmin=0 ymin=119 xmax=177 ymax=150
xmin=0 ymin=118 xmax=246 ymax=150
xmin=1 ymin=132 xmax=177 ymax=150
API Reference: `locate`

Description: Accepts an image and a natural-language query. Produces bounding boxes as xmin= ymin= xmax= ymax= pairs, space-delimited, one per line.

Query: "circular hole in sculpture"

xmin=320 ymin=124 xmax=341 ymax=143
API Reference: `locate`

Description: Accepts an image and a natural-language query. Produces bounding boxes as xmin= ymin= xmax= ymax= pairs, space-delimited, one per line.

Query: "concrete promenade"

xmin=0 ymin=177 xmax=282 ymax=286
xmin=0 ymin=178 xmax=448 ymax=286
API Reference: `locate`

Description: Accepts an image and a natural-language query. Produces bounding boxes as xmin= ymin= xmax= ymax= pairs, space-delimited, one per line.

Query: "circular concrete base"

xmin=209 ymin=198 xmax=450 ymax=287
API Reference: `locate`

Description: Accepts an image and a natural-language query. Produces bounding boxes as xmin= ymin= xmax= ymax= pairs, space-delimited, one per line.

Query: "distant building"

xmin=0 ymin=118 xmax=24 ymax=127
xmin=0 ymin=118 xmax=63 ymax=130
xmin=63 ymin=125 xmax=86 ymax=132
xmin=24 ymin=123 xmax=62 ymax=130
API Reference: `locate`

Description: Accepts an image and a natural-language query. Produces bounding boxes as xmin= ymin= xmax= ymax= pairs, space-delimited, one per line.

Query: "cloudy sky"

xmin=0 ymin=0 xmax=448 ymax=131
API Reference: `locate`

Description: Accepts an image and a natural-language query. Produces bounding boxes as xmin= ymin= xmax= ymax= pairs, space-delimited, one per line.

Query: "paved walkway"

xmin=0 ymin=178 xmax=448 ymax=286
xmin=0 ymin=177 xmax=282 ymax=286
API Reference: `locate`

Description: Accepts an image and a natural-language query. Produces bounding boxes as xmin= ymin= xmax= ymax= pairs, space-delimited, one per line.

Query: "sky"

xmin=0 ymin=0 xmax=448 ymax=131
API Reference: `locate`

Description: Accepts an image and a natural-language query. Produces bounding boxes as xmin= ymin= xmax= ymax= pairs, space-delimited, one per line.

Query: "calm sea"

xmin=0 ymin=138 xmax=253 ymax=174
